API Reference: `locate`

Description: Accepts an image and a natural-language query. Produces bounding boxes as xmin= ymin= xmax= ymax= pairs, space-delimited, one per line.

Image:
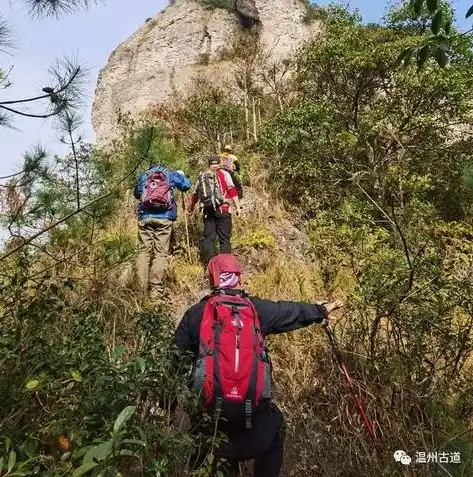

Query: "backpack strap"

xmin=209 ymin=288 xmax=249 ymax=298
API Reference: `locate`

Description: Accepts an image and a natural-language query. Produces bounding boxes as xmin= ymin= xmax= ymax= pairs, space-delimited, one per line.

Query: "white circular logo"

xmin=394 ymin=450 xmax=406 ymax=462
xmin=400 ymin=455 xmax=412 ymax=465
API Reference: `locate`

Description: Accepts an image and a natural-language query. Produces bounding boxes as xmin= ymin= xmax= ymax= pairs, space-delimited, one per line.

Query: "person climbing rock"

xmin=175 ymin=253 xmax=343 ymax=477
xmin=188 ymin=156 xmax=241 ymax=265
xmin=134 ymin=163 xmax=191 ymax=303
xmin=220 ymin=144 xmax=243 ymax=200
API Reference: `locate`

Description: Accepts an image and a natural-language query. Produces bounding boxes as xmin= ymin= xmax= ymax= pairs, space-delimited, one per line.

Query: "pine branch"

xmin=0 ymin=126 xmax=156 ymax=263
xmin=0 ymin=58 xmax=87 ymax=124
xmin=23 ymin=0 xmax=104 ymax=19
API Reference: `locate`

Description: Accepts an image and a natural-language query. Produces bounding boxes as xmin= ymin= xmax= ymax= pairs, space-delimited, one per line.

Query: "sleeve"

xmin=189 ymin=174 xmax=201 ymax=208
xmin=171 ymin=170 xmax=191 ymax=192
xmin=252 ymin=298 xmax=328 ymax=336
xmin=133 ymin=173 xmax=146 ymax=199
xmin=221 ymin=170 xmax=237 ymax=200
xmin=189 ymin=193 xmax=198 ymax=208
xmin=174 ymin=307 xmax=200 ymax=357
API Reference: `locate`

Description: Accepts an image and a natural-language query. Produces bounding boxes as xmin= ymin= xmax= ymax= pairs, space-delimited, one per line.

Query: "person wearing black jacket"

xmin=174 ymin=253 xmax=342 ymax=477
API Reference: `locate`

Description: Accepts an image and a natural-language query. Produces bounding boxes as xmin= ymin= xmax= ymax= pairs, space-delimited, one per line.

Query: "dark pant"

xmin=191 ymin=403 xmax=285 ymax=477
xmin=203 ymin=210 xmax=233 ymax=264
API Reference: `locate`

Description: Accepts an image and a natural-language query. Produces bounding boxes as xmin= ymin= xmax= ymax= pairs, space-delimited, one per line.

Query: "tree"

xmin=0 ymin=0 xmax=102 ymax=192
xmin=398 ymin=0 xmax=473 ymax=67
xmin=260 ymin=4 xmax=473 ymax=218
xmin=173 ymin=80 xmax=245 ymax=152
xmin=0 ymin=1 xmax=102 ymax=124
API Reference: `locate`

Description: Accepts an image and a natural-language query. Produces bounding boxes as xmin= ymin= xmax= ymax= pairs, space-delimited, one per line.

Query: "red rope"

xmin=324 ymin=326 xmax=376 ymax=439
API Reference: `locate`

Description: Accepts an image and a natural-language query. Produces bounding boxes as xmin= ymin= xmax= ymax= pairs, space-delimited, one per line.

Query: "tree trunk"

xmin=244 ymin=90 xmax=250 ymax=141
xmin=252 ymin=95 xmax=257 ymax=141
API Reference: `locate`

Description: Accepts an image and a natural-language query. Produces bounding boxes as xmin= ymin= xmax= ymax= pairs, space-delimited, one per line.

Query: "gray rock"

xmin=92 ymin=0 xmax=321 ymax=146
xmin=235 ymin=0 xmax=260 ymax=22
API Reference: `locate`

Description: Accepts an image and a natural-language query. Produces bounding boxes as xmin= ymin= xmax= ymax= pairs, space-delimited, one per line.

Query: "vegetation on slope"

xmin=3 ymin=2 xmax=473 ymax=476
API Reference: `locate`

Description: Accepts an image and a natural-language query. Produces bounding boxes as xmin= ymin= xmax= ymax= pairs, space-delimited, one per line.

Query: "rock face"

xmin=235 ymin=0 xmax=260 ymax=22
xmin=92 ymin=0 xmax=320 ymax=145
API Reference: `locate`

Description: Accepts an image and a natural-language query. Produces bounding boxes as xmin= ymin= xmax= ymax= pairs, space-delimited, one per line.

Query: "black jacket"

xmin=175 ymin=289 xmax=328 ymax=358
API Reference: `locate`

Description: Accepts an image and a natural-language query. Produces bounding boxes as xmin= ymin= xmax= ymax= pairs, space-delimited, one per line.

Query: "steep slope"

xmin=92 ymin=0 xmax=320 ymax=145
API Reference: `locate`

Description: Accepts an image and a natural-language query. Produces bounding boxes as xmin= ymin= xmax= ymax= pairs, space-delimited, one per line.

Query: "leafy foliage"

xmin=396 ymin=0 xmax=473 ymax=67
xmin=198 ymin=0 xmax=233 ymax=12
xmin=173 ymin=82 xmax=245 ymax=153
xmin=5 ymin=2 xmax=473 ymax=476
xmin=23 ymin=0 xmax=103 ymax=18
xmin=260 ymin=9 xmax=473 ymax=219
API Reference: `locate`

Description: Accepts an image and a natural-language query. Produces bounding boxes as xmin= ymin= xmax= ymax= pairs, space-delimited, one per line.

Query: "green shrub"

xmin=199 ymin=0 xmax=233 ymax=12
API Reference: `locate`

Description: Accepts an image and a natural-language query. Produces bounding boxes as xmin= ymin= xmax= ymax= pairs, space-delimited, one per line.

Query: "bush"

xmin=199 ymin=0 xmax=233 ymax=12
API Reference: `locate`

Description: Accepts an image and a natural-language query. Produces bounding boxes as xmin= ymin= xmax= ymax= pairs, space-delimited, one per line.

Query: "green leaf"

xmin=112 ymin=345 xmax=125 ymax=361
xmin=444 ymin=20 xmax=451 ymax=35
xmin=117 ymin=450 xmax=139 ymax=458
xmin=83 ymin=441 xmax=112 ymax=463
xmin=133 ymin=426 xmax=148 ymax=448
xmin=120 ymin=439 xmax=146 ymax=447
xmin=113 ymin=406 xmax=136 ymax=434
xmin=435 ymin=46 xmax=448 ymax=66
xmin=7 ymin=450 xmax=16 ymax=474
xmin=61 ymin=452 xmax=71 ymax=462
xmin=431 ymin=9 xmax=444 ymax=34
xmin=0 ymin=457 xmax=4 ymax=471
xmin=72 ymin=461 xmax=97 ymax=477
xmin=25 ymin=379 xmax=39 ymax=390
xmin=417 ymin=45 xmax=430 ymax=70
xmin=134 ymin=357 xmax=146 ymax=374
xmin=466 ymin=4 xmax=473 ymax=19
xmin=395 ymin=48 xmax=414 ymax=68
xmin=71 ymin=370 xmax=82 ymax=382
xmin=412 ymin=0 xmax=424 ymax=15
xmin=426 ymin=0 xmax=437 ymax=13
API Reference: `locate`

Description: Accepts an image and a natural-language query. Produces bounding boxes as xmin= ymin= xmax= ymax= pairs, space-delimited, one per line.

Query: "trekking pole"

xmin=181 ymin=193 xmax=191 ymax=262
xmin=322 ymin=321 xmax=377 ymax=441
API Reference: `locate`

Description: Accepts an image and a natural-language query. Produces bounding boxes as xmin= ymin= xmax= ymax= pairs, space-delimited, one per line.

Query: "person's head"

xmin=208 ymin=254 xmax=242 ymax=289
xmin=208 ymin=155 xmax=221 ymax=171
xmin=222 ymin=145 xmax=233 ymax=154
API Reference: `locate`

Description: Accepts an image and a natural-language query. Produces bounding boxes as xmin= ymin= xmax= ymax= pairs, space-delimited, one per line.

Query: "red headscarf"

xmin=207 ymin=254 xmax=242 ymax=288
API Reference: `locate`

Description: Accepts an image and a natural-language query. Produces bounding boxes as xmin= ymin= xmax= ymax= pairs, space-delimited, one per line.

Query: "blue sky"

xmin=1 ymin=0 xmax=471 ymax=178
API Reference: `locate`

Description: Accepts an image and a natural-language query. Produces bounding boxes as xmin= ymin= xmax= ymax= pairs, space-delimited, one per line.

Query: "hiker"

xmin=188 ymin=156 xmax=241 ymax=264
xmin=134 ymin=164 xmax=191 ymax=302
xmin=175 ymin=253 xmax=342 ymax=477
xmin=220 ymin=145 xmax=243 ymax=200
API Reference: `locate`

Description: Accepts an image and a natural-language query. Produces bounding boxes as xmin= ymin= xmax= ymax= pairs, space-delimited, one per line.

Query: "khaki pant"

xmin=136 ymin=218 xmax=173 ymax=298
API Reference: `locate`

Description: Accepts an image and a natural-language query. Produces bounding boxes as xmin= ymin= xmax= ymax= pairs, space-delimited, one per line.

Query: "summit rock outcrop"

xmin=92 ymin=0 xmax=320 ymax=145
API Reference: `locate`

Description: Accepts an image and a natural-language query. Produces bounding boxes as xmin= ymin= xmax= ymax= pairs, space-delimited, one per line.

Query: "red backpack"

xmin=193 ymin=290 xmax=272 ymax=428
xmin=141 ymin=171 xmax=172 ymax=210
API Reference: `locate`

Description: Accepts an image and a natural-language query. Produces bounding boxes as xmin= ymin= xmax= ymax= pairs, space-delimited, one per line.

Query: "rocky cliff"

xmin=92 ymin=0 xmax=320 ymax=145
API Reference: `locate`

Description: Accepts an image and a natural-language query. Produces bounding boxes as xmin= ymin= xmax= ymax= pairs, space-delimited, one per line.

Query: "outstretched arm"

xmin=175 ymin=306 xmax=201 ymax=357
xmin=134 ymin=173 xmax=146 ymax=199
xmin=253 ymin=298 xmax=329 ymax=335
xmin=172 ymin=170 xmax=191 ymax=192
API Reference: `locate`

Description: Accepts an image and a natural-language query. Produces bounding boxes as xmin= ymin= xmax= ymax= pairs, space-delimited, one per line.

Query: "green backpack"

xmin=196 ymin=171 xmax=226 ymax=210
